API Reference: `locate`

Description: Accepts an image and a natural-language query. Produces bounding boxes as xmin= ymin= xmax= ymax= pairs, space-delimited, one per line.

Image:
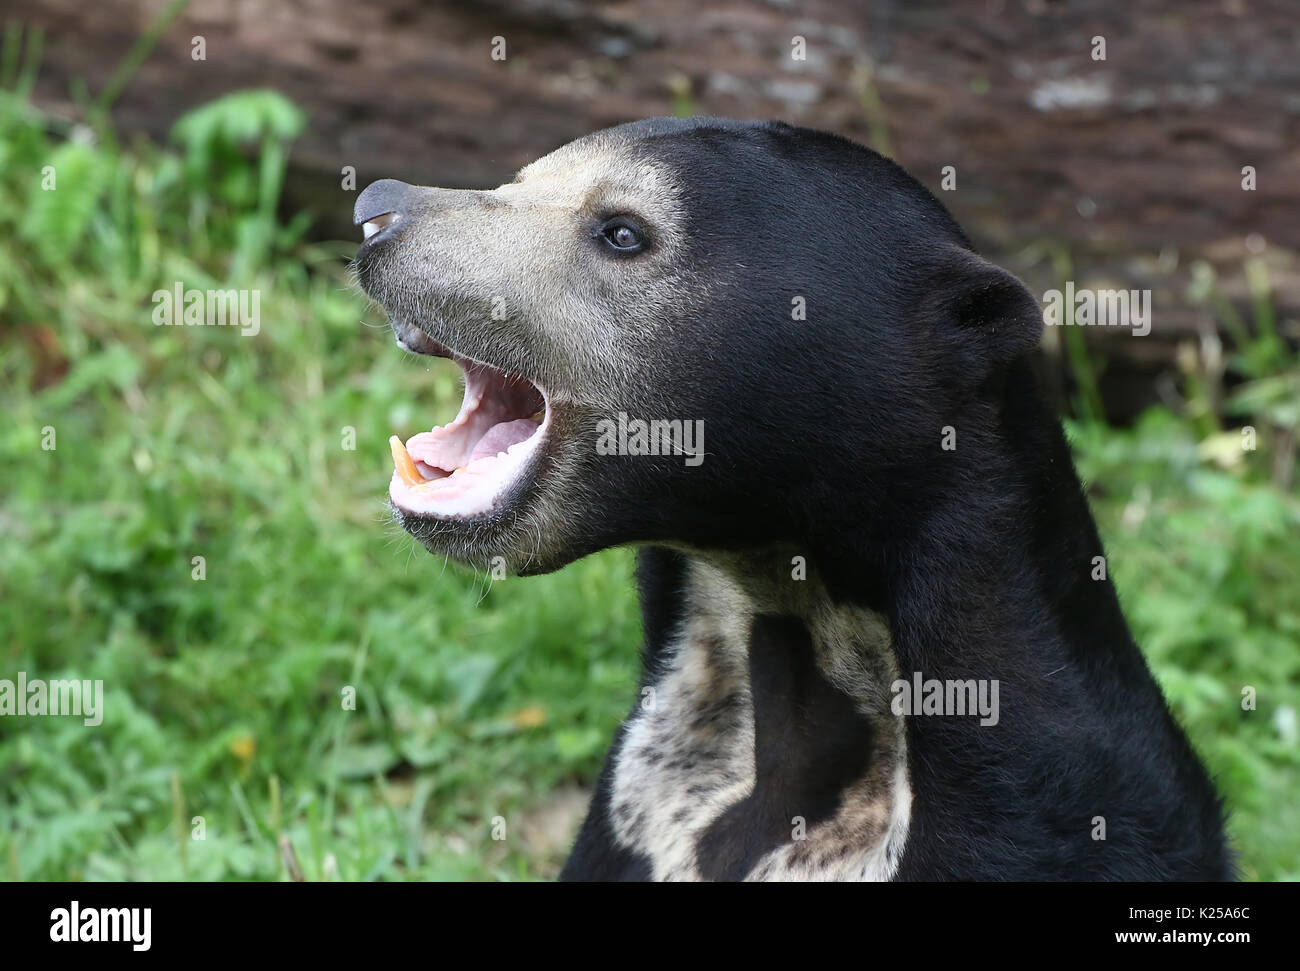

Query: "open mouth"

xmin=388 ymin=336 xmax=548 ymax=520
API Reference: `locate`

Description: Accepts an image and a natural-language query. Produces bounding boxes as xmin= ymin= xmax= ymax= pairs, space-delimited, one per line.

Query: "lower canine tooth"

xmin=389 ymin=435 xmax=423 ymax=487
xmin=529 ymin=411 xmax=544 ymax=422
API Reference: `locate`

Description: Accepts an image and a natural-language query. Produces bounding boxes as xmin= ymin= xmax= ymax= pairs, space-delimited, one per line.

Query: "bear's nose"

xmin=355 ymin=179 xmax=419 ymax=240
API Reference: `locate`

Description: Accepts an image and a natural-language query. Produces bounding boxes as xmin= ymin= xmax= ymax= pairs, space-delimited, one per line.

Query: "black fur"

xmin=556 ymin=119 xmax=1230 ymax=881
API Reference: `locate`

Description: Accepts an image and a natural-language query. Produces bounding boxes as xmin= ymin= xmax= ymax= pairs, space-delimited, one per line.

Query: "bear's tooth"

xmin=389 ymin=435 xmax=423 ymax=486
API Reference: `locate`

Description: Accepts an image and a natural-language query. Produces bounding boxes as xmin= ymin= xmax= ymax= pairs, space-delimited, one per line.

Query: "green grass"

xmin=0 ymin=80 xmax=1296 ymax=881
xmin=0 ymin=85 xmax=640 ymax=881
xmin=1072 ymin=412 xmax=1300 ymax=880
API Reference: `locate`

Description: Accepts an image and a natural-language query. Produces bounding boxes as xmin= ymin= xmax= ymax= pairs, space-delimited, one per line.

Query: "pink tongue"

xmin=469 ymin=419 xmax=538 ymax=462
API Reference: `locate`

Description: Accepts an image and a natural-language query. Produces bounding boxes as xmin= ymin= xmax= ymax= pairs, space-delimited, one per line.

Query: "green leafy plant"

xmin=170 ymin=89 xmax=309 ymax=277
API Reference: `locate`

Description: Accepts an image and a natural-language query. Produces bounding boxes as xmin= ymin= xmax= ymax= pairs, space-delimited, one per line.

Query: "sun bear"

xmin=353 ymin=117 xmax=1230 ymax=881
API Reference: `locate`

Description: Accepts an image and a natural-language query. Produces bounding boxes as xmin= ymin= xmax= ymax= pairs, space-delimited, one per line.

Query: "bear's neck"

xmin=682 ymin=386 xmax=1226 ymax=876
xmin=702 ymin=407 xmax=1142 ymax=693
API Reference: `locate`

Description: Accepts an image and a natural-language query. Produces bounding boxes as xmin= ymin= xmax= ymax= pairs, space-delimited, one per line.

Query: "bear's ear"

xmin=920 ymin=247 xmax=1043 ymax=368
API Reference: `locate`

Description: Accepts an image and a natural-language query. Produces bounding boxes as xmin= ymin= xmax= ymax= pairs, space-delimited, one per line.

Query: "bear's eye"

xmin=598 ymin=218 xmax=646 ymax=254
